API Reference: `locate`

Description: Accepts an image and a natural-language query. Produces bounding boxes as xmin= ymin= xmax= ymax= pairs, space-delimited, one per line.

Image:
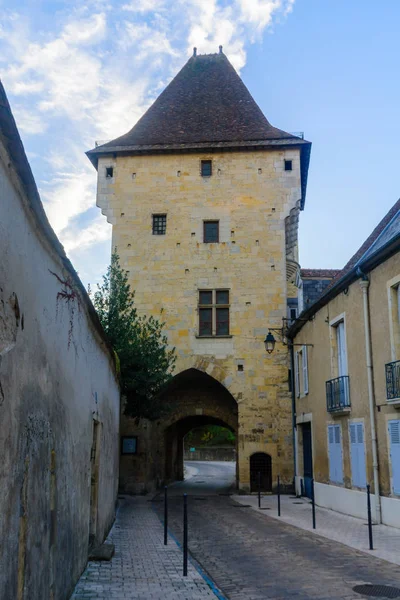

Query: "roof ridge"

xmin=321 ymin=197 xmax=400 ymax=291
xmin=91 ymin=52 xmax=296 ymax=151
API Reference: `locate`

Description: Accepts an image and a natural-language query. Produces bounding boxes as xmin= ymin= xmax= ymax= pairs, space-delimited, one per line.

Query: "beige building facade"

xmin=290 ymin=199 xmax=400 ymax=528
xmin=88 ymin=50 xmax=311 ymax=493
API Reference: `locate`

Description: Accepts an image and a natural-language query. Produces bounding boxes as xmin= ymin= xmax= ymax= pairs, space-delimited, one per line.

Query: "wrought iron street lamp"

xmin=264 ymin=332 xmax=276 ymax=354
xmin=264 ymin=318 xmax=313 ymax=354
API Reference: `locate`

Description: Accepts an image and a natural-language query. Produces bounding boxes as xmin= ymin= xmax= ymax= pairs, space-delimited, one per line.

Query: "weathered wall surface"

xmin=294 ymin=251 xmax=400 ymax=526
xmin=97 ymin=148 xmax=301 ymax=492
xmin=0 ymin=129 xmax=120 ymax=597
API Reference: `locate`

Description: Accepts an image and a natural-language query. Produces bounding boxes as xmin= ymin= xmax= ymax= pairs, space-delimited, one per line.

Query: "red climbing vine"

xmin=49 ymin=270 xmax=81 ymax=348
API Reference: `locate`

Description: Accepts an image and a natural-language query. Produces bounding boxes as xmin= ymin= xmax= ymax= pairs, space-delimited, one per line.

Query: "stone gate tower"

xmin=87 ymin=49 xmax=311 ymax=493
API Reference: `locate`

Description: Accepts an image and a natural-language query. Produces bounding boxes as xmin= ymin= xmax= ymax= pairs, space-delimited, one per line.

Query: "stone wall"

xmin=0 ymin=98 xmax=120 ymax=599
xmin=184 ymin=447 xmax=236 ymax=461
xmin=97 ymin=148 xmax=302 ymax=493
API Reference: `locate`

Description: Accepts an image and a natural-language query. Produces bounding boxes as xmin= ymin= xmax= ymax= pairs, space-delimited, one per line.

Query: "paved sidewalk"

xmin=232 ymin=493 xmax=400 ymax=566
xmin=71 ymin=497 xmax=221 ymax=599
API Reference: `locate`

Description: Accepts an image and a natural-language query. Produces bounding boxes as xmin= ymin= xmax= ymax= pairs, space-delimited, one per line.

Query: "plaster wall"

xmin=97 ymin=149 xmax=301 ymax=492
xmin=294 ymin=251 xmax=400 ymax=526
xmin=0 ymin=146 xmax=120 ymax=599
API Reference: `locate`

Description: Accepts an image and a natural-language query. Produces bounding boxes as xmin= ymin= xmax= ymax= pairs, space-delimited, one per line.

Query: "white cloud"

xmin=38 ymin=142 xmax=100 ymax=238
xmin=62 ymin=13 xmax=107 ymax=46
xmin=61 ymin=214 xmax=111 ymax=254
xmin=122 ymin=0 xmax=165 ymax=13
xmin=0 ymin=0 xmax=296 ymax=283
xmin=12 ymin=106 xmax=47 ymax=135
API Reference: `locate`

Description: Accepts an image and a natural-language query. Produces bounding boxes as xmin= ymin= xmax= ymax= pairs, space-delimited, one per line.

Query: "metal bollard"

xmin=164 ymin=486 xmax=168 ymax=546
xmin=277 ymin=475 xmax=281 ymax=517
xmin=258 ymin=471 xmax=261 ymax=508
xmin=311 ymin=478 xmax=316 ymax=529
xmin=367 ymin=484 xmax=373 ymax=550
xmin=183 ymin=493 xmax=188 ymax=576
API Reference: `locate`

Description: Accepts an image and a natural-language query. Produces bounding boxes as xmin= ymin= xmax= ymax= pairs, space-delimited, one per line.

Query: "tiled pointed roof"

xmin=97 ymin=52 xmax=297 ymax=148
xmin=87 ymin=50 xmax=311 ymax=206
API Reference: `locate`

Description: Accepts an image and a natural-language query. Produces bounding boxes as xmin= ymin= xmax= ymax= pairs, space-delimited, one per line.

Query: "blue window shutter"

xmin=295 ymin=351 xmax=300 ymax=398
xmin=356 ymin=423 xmax=366 ymax=488
xmin=303 ymin=346 xmax=309 ymax=395
xmin=350 ymin=423 xmax=359 ymax=486
xmin=350 ymin=423 xmax=366 ymax=488
xmin=328 ymin=426 xmax=335 ymax=481
xmin=389 ymin=420 xmax=400 ymax=495
xmin=334 ymin=425 xmax=343 ymax=483
xmin=328 ymin=425 xmax=343 ymax=483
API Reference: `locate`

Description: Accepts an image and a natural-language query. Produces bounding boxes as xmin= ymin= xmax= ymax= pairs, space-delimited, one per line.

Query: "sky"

xmin=1 ymin=0 xmax=399 ymax=286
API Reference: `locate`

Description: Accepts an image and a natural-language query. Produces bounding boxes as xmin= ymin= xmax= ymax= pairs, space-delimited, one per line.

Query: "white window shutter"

xmin=295 ymin=351 xmax=300 ymax=398
xmin=336 ymin=321 xmax=348 ymax=377
xmin=303 ymin=345 xmax=308 ymax=395
xmin=397 ymin=285 xmax=400 ymax=325
xmin=389 ymin=420 xmax=400 ymax=495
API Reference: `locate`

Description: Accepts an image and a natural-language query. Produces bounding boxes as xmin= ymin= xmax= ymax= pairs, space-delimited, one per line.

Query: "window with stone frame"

xmin=198 ymin=290 xmax=229 ymax=336
xmin=389 ymin=282 xmax=400 ymax=360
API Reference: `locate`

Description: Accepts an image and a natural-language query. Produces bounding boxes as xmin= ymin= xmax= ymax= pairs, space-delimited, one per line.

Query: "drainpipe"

xmin=359 ymin=273 xmax=381 ymax=523
xmin=289 ymin=342 xmax=299 ymax=494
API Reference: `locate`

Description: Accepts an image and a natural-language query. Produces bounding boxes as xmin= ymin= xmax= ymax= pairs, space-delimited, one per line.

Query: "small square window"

xmin=284 ymin=160 xmax=292 ymax=171
xmin=106 ymin=167 xmax=114 ymax=178
xmin=204 ymin=221 xmax=219 ymax=243
xmin=121 ymin=436 xmax=137 ymax=455
xmin=152 ymin=214 xmax=167 ymax=235
xmin=201 ymin=160 xmax=212 ymax=177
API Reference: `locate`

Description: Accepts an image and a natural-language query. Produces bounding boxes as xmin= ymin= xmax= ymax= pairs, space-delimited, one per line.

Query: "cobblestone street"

xmin=72 ymin=463 xmax=400 ymax=600
xmin=71 ymin=497 xmax=222 ymax=600
xmin=154 ymin=494 xmax=400 ymax=600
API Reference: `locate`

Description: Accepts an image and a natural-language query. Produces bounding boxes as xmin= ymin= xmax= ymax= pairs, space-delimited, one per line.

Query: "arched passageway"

xmin=159 ymin=368 xmax=238 ymax=485
xmin=250 ymin=452 xmax=272 ymax=492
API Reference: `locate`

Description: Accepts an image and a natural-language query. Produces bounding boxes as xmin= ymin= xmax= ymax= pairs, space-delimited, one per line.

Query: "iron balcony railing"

xmin=326 ymin=376 xmax=351 ymax=412
xmin=386 ymin=360 xmax=400 ymax=400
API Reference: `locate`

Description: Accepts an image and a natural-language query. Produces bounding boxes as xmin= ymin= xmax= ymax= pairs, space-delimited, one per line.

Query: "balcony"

xmin=386 ymin=360 xmax=400 ymax=402
xmin=326 ymin=376 xmax=351 ymax=413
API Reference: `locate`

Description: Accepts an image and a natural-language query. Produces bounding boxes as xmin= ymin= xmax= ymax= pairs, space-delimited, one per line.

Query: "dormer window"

xmin=106 ymin=167 xmax=114 ymax=178
xmin=201 ymin=160 xmax=212 ymax=177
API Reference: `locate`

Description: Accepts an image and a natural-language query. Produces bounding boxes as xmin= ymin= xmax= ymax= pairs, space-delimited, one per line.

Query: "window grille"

xmin=152 ymin=214 xmax=167 ymax=235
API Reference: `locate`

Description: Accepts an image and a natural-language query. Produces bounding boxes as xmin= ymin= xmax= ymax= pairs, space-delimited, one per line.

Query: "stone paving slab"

xmin=232 ymin=494 xmax=400 ymax=566
xmin=156 ymin=494 xmax=400 ymax=600
xmin=70 ymin=497 xmax=221 ymax=599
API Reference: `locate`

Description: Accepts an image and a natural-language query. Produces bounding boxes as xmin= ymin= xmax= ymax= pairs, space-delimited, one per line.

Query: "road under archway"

xmin=160 ymin=368 xmax=238 ymax=486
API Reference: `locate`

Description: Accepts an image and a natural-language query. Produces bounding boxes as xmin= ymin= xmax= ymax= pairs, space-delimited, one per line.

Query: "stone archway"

xmin=159 ymin=368 xmax=238 ymax=485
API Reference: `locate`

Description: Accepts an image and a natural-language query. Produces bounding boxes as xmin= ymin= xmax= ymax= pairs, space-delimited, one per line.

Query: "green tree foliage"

xmin=185 ymin=425 xmax=235 ymax=447
xmin=91 ymin=252 xmax=176 ymax=420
